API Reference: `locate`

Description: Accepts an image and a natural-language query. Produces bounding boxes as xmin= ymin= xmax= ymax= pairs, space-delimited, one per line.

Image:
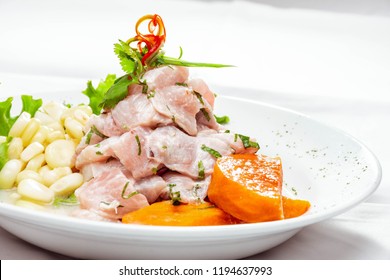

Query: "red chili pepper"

xmin=128 ymin=14 xmax=166 ymax=66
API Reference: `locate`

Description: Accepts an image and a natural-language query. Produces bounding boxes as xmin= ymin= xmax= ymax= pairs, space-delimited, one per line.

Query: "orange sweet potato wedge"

xmin=282 ymin=196 xmax=311 ymax=219
xmin=122 ymin=201 xmax=240 ymax=226
xmin=208 ymin=154 xmax=284 ymax=223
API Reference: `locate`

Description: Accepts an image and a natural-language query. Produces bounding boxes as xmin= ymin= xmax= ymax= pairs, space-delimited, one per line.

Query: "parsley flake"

xmin=201 ymin=144 xmax=222 ymax=158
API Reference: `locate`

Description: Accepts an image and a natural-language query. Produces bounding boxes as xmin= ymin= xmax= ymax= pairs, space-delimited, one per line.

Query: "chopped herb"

xmin=121 ymin=182 xmax=139 ymax=199
xmin=236 ymin=134 xmax=260 ymax=149
xmin=214 ymin=114 xmax=230 ymax=124
xmin=94 ymin=143 xmax=101 ymax=148
xmin=175 ymin=82 xmax=188 ymax=87
xmin=85 ymin=131 xmax=93 ymax=145
xmin=139 ymin=79 xmax=148 ymax=94
xmin=162 ymin=145 xmax=167 ymax=150
xmin=135 ymin=135 xmax=141 ymax=155
xmin=291 ymin=187 xmax=298 ymax=196
xmin=63 ymin=102 xmax=72 ymax=108
xmin=201 ymin=144 xmax=222 ymax=158
xmin=224 ymin=130 xmax=230 ymax=133
xmin=151 ymin=167 xmax=158 ymax=174
xmin=147 ymin=90 xmax=155 ymax=99
xmin=193 ymin=90 xmax=204 ymax=105
xmin=200 ymin=108 xmax=211 ymax=121
xmin=192 ymin=184 xmax=202 ymax=202
xmin=91 ymin=125 xmax=106 ymax=139
xmin=53 ymin=193 xmax=79 ymax=207
xmin=166 ymin=105 xmax=176 ymax=123
xmin=96 ymin=151 xmax=103 ymax=155
xmin=168 ymin=184 xmax=181 ymax=206
xmin=198 ymin=160 xmax=205 ymax=180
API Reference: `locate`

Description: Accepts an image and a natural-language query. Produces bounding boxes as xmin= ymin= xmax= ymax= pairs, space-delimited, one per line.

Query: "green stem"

xmin=160 ymin=56 xmax=234 ymax=68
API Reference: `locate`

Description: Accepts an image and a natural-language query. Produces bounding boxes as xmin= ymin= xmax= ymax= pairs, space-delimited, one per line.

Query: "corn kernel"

xmin=0 ymin=159 xmax=23 ymax=189
xmin=17 ymin=179 xmax=55 ymax=204
xmin=42 ymin=101 xmax=66 ymax=121
xmin=34 ymin=111 xmax=55 ymax=125
xmin=21 ymin=118 xmax=41 ymax=147
xmin=8 ymin=112 xmax=31 ymax=137
xmin=73 ymin=109 xmax=90 ymax=125
xmin=16 ymin=170 xmax=44 ymax=185
xmin=50 ymin=173 xmax=84 ymax=197
xmin=45 ymin=139 xmax=75 ymax=168
xmin=25 ymin=154 xmax=46 ymax=172
xmin=20 ymin=142 xmax=44 ymax=162
xmin=41 ymin=166 xmax=72 ymax=186
xmin=64 ymin=117 xmax=84 ymax=140
xmin=46 ymin=130 xmax=65 ymax=143
xmin=7 ymin=137 xmax=23 ymax=159
xmin=30 ymin=125 xmax=50 ymax=145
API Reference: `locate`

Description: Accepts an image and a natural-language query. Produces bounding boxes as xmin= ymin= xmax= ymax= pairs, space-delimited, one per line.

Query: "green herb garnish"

xmin=201 ymin=144 xmax=222 ymax=158
xmin=214 ymin=114 xmax=230 ymax=125
xmin=200 ymin=108 xmax=211 ymax=121
xmin=135 ymin=135 xmax=141 ymax=155
xmin=236 ymin=134 xmax=260 ymax=149
xmin=121 ymin=181 xmax=139 ymax=199
xmin=193 ymin=90 xmax=204 ymax=105
xmin=168 ymin=184 xmax=181 ymax=206
xmin=198 ymin=160 xmax=205 ymax=180
xmin=53 ymin=193 xmax=79 ymax=207
xmin=90 ymin=125 xmax=106 ymax=139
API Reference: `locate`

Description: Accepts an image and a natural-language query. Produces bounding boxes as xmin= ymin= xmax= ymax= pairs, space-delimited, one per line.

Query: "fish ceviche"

xmin=0 ymin=14 xmax=310 ymax=225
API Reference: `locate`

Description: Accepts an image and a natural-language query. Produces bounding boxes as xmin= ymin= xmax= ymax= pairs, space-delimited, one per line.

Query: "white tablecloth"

xmin=0 ymin=0 xmax=389 ymax=259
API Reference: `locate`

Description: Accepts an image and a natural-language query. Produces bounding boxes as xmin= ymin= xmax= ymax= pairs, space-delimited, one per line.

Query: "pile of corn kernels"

xmin=0 ymin=101 xmax=92 ymax=210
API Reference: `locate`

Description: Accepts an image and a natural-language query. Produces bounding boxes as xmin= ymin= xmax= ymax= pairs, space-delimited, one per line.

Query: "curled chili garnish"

xmin=126 ymin=14 xmax=166 ymax=66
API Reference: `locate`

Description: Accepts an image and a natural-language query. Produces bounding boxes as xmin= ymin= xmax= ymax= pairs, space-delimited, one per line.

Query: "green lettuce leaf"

xmin=82 ymin=74 xmax=117 ymax=114
xmin=0 ymin=95 xmax=42 ymax=137
xmin=0 ymin=97 xmax=13 ymax=137
xmin=0 ymin=139 xmax=10 ymax=170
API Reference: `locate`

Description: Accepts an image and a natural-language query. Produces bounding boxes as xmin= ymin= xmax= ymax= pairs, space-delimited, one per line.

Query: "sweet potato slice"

xmin=208 ymin=154 xmax=284 ymax=223
xmin=282 ymin=197 xmax=311 ymax=219
xmin=122 ymin=201 xmax=240 ymax=226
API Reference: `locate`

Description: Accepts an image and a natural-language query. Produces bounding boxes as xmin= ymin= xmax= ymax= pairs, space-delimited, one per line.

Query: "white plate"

xmin=0 ymin=93 xmax=382 ymax=259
